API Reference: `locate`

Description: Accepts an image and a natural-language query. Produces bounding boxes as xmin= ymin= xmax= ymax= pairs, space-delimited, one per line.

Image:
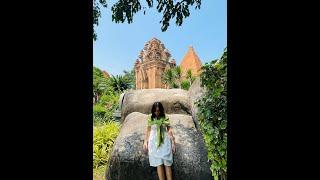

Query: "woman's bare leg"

xmin=157 ymin=165 xmax=166 ymax=180
xmin=164 ymin=165 xmax=173 ymax=180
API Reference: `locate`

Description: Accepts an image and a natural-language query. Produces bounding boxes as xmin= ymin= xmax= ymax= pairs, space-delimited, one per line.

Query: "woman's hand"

xmin=143 ymin=141 xmax=148 ymax=153
xmin=143 ymin=126 xmax=151 ymax=154
xmin=168 ymin=127 xmax=176 ymax=153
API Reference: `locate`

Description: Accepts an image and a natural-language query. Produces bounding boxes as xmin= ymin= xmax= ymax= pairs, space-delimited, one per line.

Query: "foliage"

xmin=93 ymin=67 xmax=104 ymax=92
xmin=99 ymin=92 xmax=120 ymax=122
xmin=93 ymin=74 xmax=120 ymax=123
xmin=93 ymin=0 xmax=202 ymax=41
xmin=99 ymin=93 xmax=119 ymax=108
xmin=123 ymin=69 xmax=136 ymax=89
xmin=196 ymin=48 xmax=227 ymax=179
xmin=94 ymin=66 xmax=104 ymax=78
xmin=93 ymin=165 xmax=106 ymax=180
xmin=109 ymin=74 xmax=132 ymax=92
xmin=93 ymin=66 xmax=111 ymax=96
xmin=162 ymin=68 xmax=177 ymax=88
xmin=94 ymin=66 xmax=134 ymax=95
xmin=93 ymin=121 xmax=121 ymax=168
xmin=162 ymin=66 xmax=195 ymax=89
xmin=93 ymin=0 xmax=108 ymax=41
xmin=93 ymin=115 xmax=106 ymax=125
xmin=93 ymin=67 xmax=123 ymax=178
xmin=174 ymin=66 xmax=182 ymax=88
xmin=181 ymin=80 xmax=190 ymax=90
xmin=93 ymin=104 xmax=107 ymax=118
xmin=98 ymin=94 xmax=110 ymax=105
xmin=186 ymin=69 xmax=196 ymax=86
xmin=172 ymin=83 xmax=179 ymax=88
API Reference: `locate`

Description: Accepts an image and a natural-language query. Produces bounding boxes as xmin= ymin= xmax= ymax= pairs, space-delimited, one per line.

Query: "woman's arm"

xmin=144 ymin=126 xmax=151 ymax=144
xmin=167 ymin=126 xmax=175 ymax=143
xmin=143 ymin=126 xmax=151 ymax=153
xmin=167 ymin=126 xmax=176 ymax=153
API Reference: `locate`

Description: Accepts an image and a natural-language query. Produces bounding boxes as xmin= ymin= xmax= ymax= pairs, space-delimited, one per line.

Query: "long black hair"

xmin=151 ymin=101 xmax=166 ymax=120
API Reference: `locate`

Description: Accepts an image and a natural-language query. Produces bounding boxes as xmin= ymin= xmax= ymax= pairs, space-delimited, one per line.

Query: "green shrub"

xmin=93 ymin=165 xmax=106 ymax=180
xmin=93 ymin=121 xmax=121 ymax=168
xmin=98 ymin=94 xmax=109 ymax=105
xmin=181 ymin=80 xmax=191 ymax=90
xmin=94 ymin=115 xmax=107 ymax=125
xmin=99 ymin=93 xmax=119 ymax=108
xmin=93 ymin=104 xmax=107 ymax=118
xmin=196 ymin=48 xmax=227 ymax=180
xmin=94 ymin=67 xmax=108 ymax=95
xmin=99 ymin=93 xmax=120 ymax=121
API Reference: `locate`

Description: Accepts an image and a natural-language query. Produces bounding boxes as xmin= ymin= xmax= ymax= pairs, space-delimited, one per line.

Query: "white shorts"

xmin=149 ymin=156 xmax=173 ymax=167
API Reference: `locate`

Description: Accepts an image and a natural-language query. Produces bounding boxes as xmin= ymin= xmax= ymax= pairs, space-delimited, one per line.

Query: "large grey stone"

xmin=106 ymin=112 xmax=212 ymax=180
xmin=120 ymin=89 xmax=191 ymax=122
xmin=188 ymin=78 xmax=204 ymax=130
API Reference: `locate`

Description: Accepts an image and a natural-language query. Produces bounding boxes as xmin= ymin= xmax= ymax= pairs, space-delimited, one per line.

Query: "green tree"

xmin=93 ymin=67 xmax=109 ymax=95
xmin=93 ymin=0 xmax=108 ymax=41
xmin=123 ymin=69 xmax=136 ymax=89
xmin=186 ymin=69 xmax=195 ymax=86
xmin=174 ymin=66 xmax=182 ymax=88
xmin=162 ymin=68 xmax=177 ymax=88
xmin=109 ymin=75 xmax=132 ymax=92
xmin=196 ymin=48 xmax=227 ymax=179
xmin=163 ymin=66 xmax=191 ymax=89
xmin=181 ymin=80 xmax=190 ymax=90
xmin=93 ymin=0 xmax=202 ymax=41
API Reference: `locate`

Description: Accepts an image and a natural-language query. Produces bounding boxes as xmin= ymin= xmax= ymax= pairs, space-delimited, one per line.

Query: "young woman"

xmin=143 ymin=102 xmax=176 ymax=180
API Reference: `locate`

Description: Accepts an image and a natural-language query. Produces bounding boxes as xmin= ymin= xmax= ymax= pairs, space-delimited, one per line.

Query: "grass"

xmin=93 ymin=120 xmax=120 ymax=180
xmin=93 ymin=165 xmax=106 ymax=180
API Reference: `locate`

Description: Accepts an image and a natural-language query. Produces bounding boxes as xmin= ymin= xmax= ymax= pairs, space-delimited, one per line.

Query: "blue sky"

xmin=93 ymin=0 xmax=227 ymax=76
